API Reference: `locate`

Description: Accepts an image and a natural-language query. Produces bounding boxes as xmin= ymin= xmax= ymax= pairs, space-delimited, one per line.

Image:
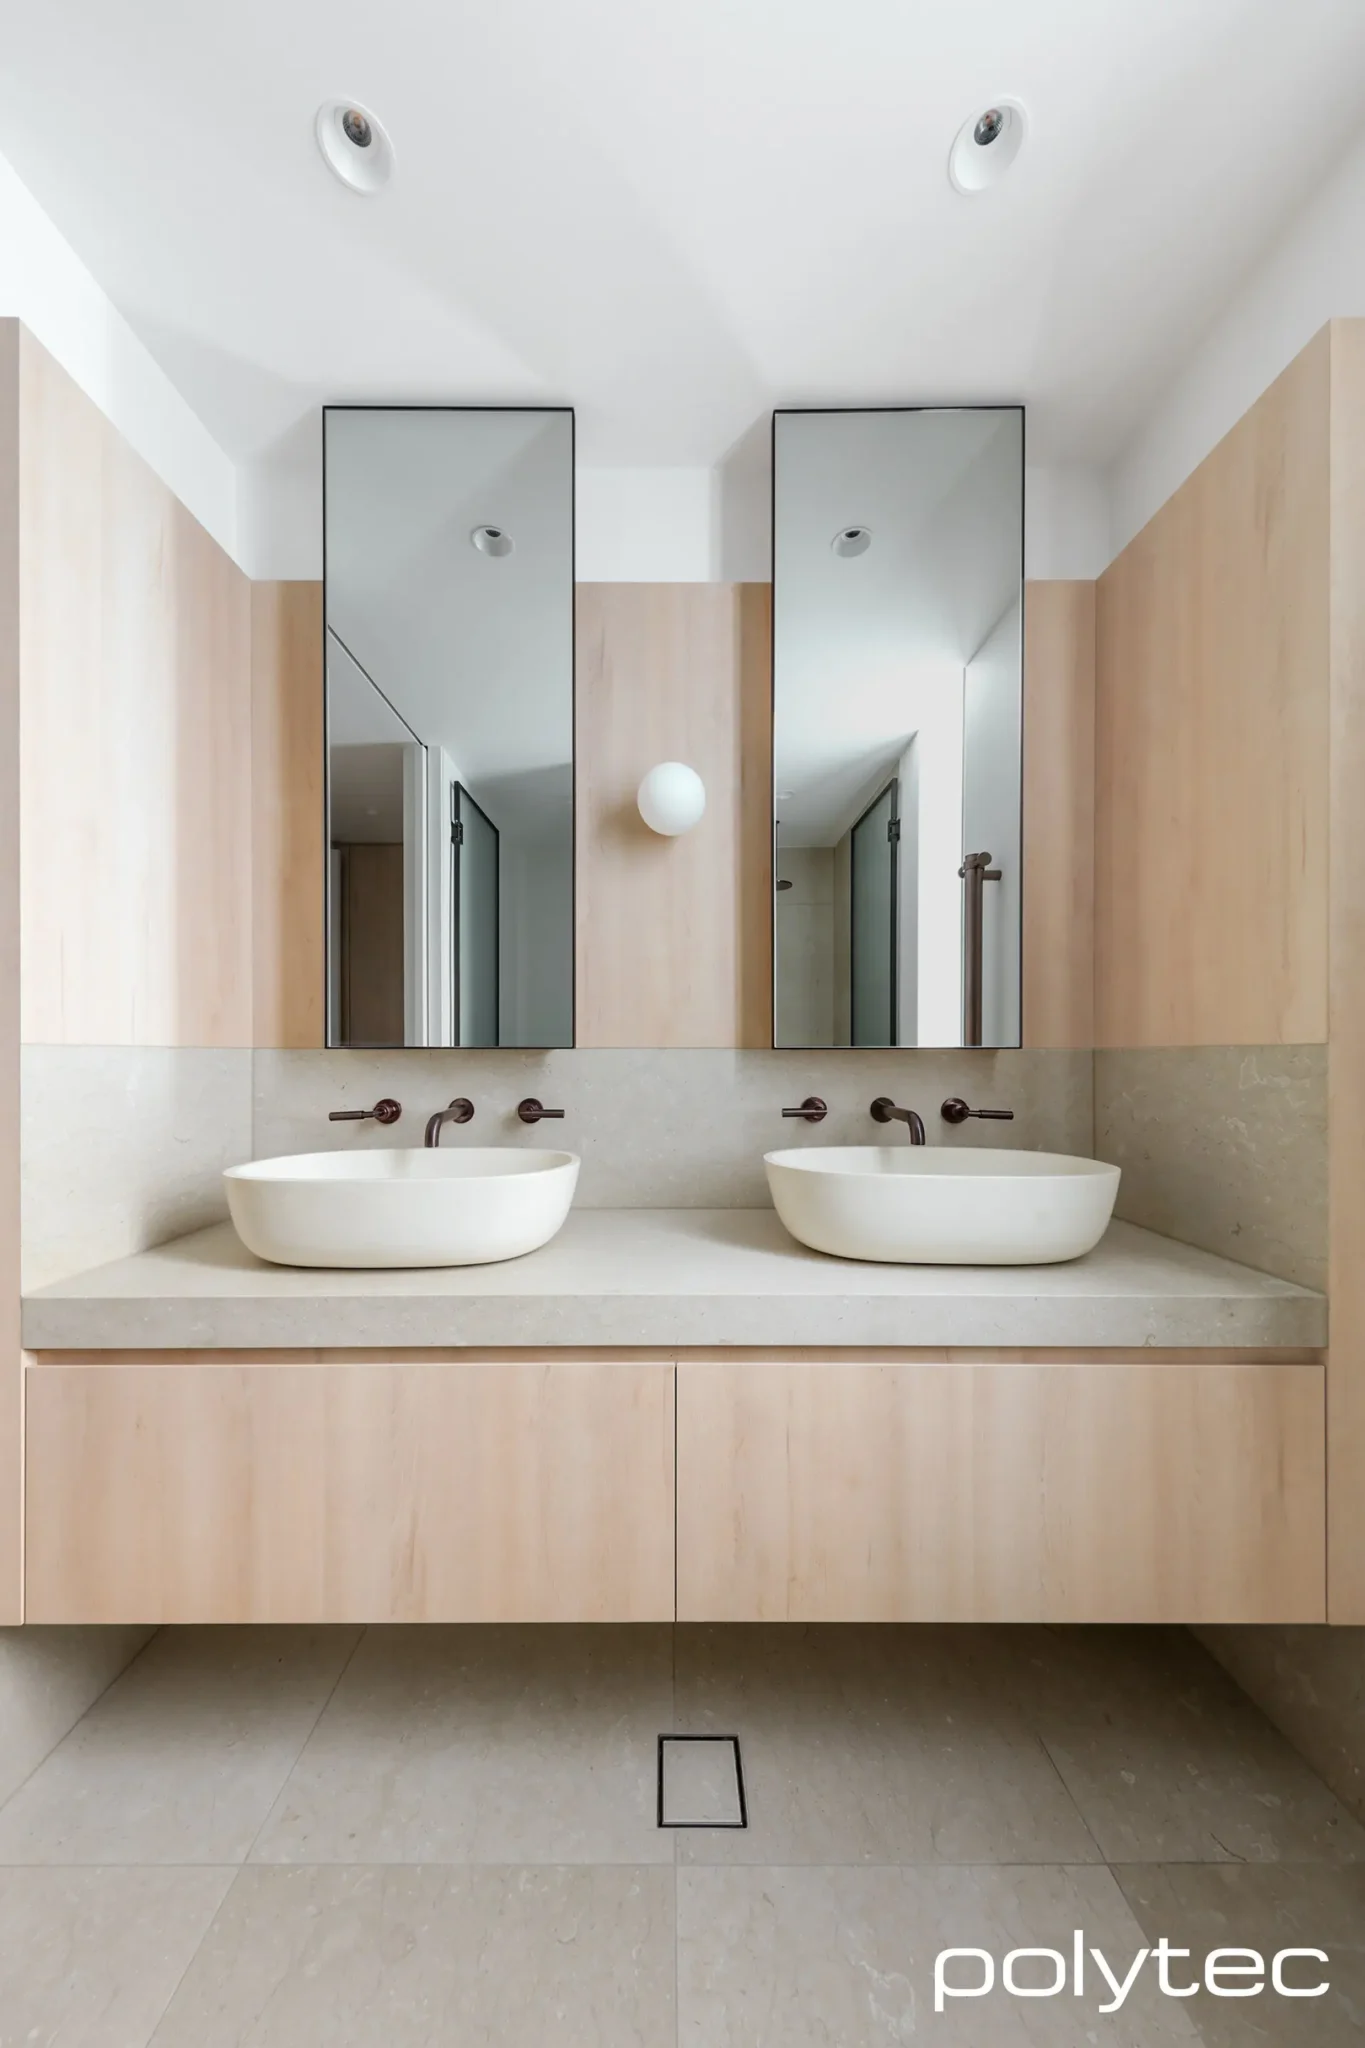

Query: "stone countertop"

xmin=22 ymin=1211 xmax=1326 ymax=1353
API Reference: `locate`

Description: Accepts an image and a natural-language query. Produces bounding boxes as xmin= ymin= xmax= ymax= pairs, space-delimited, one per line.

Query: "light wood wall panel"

xmin=676 ymin=1358 xmax=1325 ymax=1623
xmin=251 ymin=581 xmax=324 ymax=1047
xmin=1095 ymin=332 xmax=1330 ymax=1047
xmin=25 ymin=1359 xmax=676 ymax=1623
xmin=1328 ymin=319 xmax=1365 ymax=1621
xmin=576 ymin=582 xmax=771 ymax=1047
xmin=0 ymin=325 xmax=21 ymax=1621
xmin=1022 ymin=581 xmax=1094 ymax=1048
xmin=18 ymin=332 xmax=253 ymax=1048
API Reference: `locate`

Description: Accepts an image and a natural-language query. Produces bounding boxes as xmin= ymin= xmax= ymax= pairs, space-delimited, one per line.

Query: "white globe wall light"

xmin=638 ymin=762 xmax=706 ymax=836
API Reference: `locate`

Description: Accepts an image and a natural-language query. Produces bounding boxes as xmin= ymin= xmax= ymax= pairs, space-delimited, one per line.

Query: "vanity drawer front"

xmin=675 ymin=1359 xmax=1325 ymax=1624
xmin=25 ymin=1361 xmax=675 ymax=1624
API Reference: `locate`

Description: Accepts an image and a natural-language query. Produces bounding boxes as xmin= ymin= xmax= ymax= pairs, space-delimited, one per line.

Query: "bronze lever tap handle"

xmin=941 ymin=1097 xmax=1014 ymax=1125
xmin=328 ymin=1098 xmax=402 ymax=1126
xmin=781 ymin=1098 xmax=827 ymax=1123
xmin=517 ymin=1098 xmax=565 ymax=1124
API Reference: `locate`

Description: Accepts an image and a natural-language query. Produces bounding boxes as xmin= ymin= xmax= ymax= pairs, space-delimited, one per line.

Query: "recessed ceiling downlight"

xmin=832 ymin=526 xmax=871 ymax=558
xmin=471 ymin=525 xmax=513 ymax=557
xmin=315 ymin=99 xmax=394 ymax=194
xmin=949 ymin=99 xmax=1026 ymax=194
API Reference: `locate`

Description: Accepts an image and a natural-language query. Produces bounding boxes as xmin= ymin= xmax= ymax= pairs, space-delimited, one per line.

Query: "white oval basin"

xmin=764 ymin=1146 xmax=1120 ymax=1266
xmin=224 ymin=1149 xmax=580 ymax=1269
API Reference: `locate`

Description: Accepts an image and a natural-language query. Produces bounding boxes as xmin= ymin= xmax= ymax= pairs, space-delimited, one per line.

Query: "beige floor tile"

xmin=671 ymin=1625 xmax=1099 ymax=1865
xmin=251 ymin=1625 xmax=674 ymax=1865
xmin=0 ymin=1628 xmax=361 ymax=1865
xmin=678 ymin=1863 xmax=1200 ymax=2045
xmin=149 ymin=1864 xmax=676 ymax=2047
xmin=1002 ymin=1628 xmax=1365 ymax=1863
xmin=0 ymin=1867 xmax=233 ymax=2048
xmin=1115 ymin=1862 xmax=1365 ymax=2047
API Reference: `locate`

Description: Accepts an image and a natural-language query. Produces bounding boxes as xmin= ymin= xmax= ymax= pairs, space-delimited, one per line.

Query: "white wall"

xmin=916 ymin=679 xmax=965 ymax=1048
xmin=1111 ymin=127 xmax=1365 ymax=556
xmin=247 ymin=458 xmax=733 ymax=586
xmin=773 ymin=848 xmax=836 ymax=1048
xmin=0 ymin=151 xmax=238 ymax=562
xmin=1024 ymin=465 xmax=1110 ymax=581
xmin=500 ymin=827 xmax=574 ymax=1049
xmin=238 ymin=427 xmax=319 ymax=581
xmin=245 ymin=445 xmax=1110 ymax=587
xmin=575 ymin=467 xmax=717 ymax=580
xmin=895 ymin=739 xmax=919 ymax=1045
xmin=962 ymin=602 xmax=1023 ymax=1048
xmin=575 ymin=457 xmax=1106 ymax=586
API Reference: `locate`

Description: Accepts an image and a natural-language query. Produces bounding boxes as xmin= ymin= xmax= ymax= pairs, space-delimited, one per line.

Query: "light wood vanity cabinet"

xmin=674 ymin=1357 xmax=1326 ymax=1624
xmin=22 ymin=1350 xmax=1326 ymax=1625
xmin=23 ymin=1357 xmax=676 ymax=1625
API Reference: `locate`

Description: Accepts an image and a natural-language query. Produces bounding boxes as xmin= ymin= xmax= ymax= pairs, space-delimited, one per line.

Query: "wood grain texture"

xmin=337 ymin=844 xmax=404 ymax=1046
xmin=24 ymin=1360 xmax=676 ymax=1623
xmin=575 ymin=583 xmax=771 ymax=1047
xmin=251 ymin=581 xmax=324 ymax=1047
xmin=18 ymin=331 xmax=252 ymax=1047
xmin=1023 ymin=580 xmax=1094 ymax=1048
xmin=1095 ymin=332 xmax=1331 ymax=1047
xmin=27 ymin=1345 xmax=1322 ymax=1368
xmin=0 ymin=324 xmax=21 ymax=1620
xmin=676 ymin=1359 xmax=1326 ymax=1623
xmin=1327 ymin=319 xmax=1365 ymax=1621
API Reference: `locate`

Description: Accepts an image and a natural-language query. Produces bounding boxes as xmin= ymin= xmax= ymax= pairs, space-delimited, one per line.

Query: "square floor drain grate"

xmin=657 ymin=1734 xmax=748 ymax=1829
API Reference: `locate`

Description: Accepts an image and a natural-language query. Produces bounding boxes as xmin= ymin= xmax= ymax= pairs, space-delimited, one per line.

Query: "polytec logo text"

xmin=934 ymin=1933 xmax=1328 ymax=2014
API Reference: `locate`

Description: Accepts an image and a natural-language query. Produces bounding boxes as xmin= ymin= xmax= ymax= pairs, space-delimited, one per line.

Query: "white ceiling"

xmin=3 ymin=0 xmax=1365 ymax=473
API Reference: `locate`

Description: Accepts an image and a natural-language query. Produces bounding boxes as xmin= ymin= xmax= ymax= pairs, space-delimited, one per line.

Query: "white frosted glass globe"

xmin=637 ymin=761 xmax=706 ymax=836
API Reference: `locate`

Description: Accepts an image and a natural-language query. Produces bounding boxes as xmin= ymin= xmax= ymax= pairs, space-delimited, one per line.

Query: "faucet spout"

xmin=424 ymin=1098 xmax=475 ymax=1147
xmin=869 ymin=1098 xmax=926 ymax=1144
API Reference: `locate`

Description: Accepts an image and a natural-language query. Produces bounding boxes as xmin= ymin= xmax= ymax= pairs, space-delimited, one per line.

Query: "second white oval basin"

xmin=224 ymin=1148 xmax=580 ymax=1269
xmin=764 ymin=1146 xmax=1120 ymax=1266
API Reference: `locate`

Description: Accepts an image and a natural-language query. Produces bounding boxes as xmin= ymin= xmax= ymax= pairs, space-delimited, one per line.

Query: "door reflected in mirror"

xmin=772 ymin=407 xmax=1024 ymax=1049
xmin=324 ymin=406 xmax=574 ymax=1048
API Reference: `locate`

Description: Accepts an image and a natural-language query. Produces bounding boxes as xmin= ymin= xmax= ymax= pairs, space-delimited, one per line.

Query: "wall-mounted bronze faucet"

xmin=870 ymin=1098 xmax=926 ymax=1144
xmin=517 ymin=1098 xmax=565 ymax=1124
xmin=941 ymin=1097 xmax=1014 ymax=1126
xmin=424 ymin=1099 xmax=475 ymax=1147
xmin=329 ymin=1098 xmax=402 ymax=1127
xmin=781 ymin=1097 xmax=827 ymax=1123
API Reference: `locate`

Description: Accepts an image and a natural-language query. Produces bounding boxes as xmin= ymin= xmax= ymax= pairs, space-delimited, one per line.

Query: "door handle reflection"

xmin=958 ymin=851 xmax=1002 ymax=1048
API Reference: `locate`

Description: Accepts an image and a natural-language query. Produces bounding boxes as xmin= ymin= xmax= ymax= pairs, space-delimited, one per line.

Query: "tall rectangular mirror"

xmin=772 ymin=406 xmax=1024 ymax=1049
xmin=324 ymin=407 xmax=574 ymax=1048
